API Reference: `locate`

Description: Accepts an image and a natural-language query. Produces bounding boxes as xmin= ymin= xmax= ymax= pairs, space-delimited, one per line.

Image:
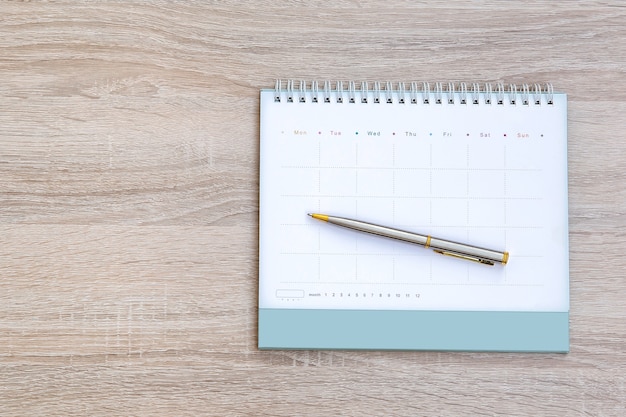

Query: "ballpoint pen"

xmin=308 ymin=213 xmax=509 ymax=266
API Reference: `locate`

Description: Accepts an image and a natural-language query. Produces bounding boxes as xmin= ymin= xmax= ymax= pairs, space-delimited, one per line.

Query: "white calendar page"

xmin=259 ymin=87 xmax=569 ymax=312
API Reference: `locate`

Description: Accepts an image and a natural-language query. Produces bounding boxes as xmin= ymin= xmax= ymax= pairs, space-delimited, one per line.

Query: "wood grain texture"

xmin=1 ymin=1 xmax=625 ymax=415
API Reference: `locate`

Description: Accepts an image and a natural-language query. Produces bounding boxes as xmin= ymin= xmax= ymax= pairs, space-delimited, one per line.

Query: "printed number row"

xmin=325 ymin=293 xmax=420 ymax=298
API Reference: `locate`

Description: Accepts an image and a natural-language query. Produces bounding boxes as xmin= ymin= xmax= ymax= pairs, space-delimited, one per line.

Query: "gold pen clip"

xmin=433 ymin=250 xmax=495 ymax=266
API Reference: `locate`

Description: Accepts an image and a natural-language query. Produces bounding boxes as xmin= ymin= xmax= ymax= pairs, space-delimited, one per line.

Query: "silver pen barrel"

xmin=325 ymin=215 xmax=430 ymax=246
xmin=310 ymin=214 xmax=508 ymax=266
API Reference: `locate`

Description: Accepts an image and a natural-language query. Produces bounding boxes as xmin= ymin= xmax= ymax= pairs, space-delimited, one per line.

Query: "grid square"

xmin=280 ymin=225 xmax=319 ymax=253
xmin=432 ymin=170 xmax=467 ymax=198
xmin=280 ymin=168 xmax=319 ymax=195
xmin=281 ymin=254 xmax=318 ymax=282
xmin=394 ymin=199 xmax=430 ymax=227
xmin=394 ymin=254 xmax=430 ymax=280
xmin=431 ymin=142 xmax=467 ymax=169
xmin=320 ymin=168 xmax=356 ymax=195
xmin=469 ymin=171 xmax=505 ymax=199
xmin=320 ymin=139 xmax=356 ymax=166
xmin=394 ymin=141 xmax=431 ymax=168
xmin=320 ymin=254 xmax=356 ymax=281
xmin=469 ymin=199 xmax=505 ymax=227
xmin=357 ymin=139 xmax=394 ymax=167
xmin=506 ymin=170 xmax=543 ymax=199
xmin=356 ymin=255 xmax=394 ymax=283
xmin=506 ymin=199 xmax=544 ymax=228
xmin=354 ymin=198 xmax=394 ymax=222
xmin=394 ymin=169 xmax=430 ymax=197
xmin=278 ymin=139 xmax=320 ymax=166
xmin=357 ymin=169 xmax=393 ymax=196
xmin=431 ymin=198 xmax=468 ymax=227
xmin=468 ymin=142 xmax=505 ymax=170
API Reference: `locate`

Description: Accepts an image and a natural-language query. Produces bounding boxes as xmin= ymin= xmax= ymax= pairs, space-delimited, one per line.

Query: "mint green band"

xmin=259 ymin=309 xmax=569 ymax=352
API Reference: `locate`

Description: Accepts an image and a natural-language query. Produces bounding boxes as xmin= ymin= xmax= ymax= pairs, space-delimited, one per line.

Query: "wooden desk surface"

xmin=1 ymin=1 xmax=625 ymax=415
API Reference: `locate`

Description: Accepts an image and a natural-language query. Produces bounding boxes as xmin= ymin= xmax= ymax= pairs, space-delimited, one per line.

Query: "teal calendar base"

xmin=258 ymin=309 xmax=569 ymax=352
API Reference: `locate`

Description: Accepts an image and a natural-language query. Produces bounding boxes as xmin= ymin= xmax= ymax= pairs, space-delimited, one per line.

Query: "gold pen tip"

xmin=309 ymin=213 xmax=329 ymax=222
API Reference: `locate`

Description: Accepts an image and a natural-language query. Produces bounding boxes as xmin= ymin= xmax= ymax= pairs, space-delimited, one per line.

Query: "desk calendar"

xmin=258 ymin=81 xmax=569 ymax=352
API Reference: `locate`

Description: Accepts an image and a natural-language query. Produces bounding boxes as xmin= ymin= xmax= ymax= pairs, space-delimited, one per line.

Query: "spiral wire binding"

xmin=472 ymin=83 xmax=480 ymax=105
xmin=421 ymin=82 xmax=430 ymax=104
xmin=397 ymin=82 xmax=406 ymax=104
xmin=496 ymin=83 xmax=505 ymax=105
xmin=459 ymin=82 xmax=468 ymax=104
xmin=509 ymin=84 xmax=517 ymax=105
xmin=348 ymin=81 xmax=356 ymax=103
xmin=521 ymin=84 xmax=530 ymax=105
xmin=311 ymin=80 xmax=319 ymax=103
xmin=385 ymin=82 xmax=394 ymax=104
xmin=373 ymin=81 xmax=380 ymax=103
xmin=434 ymin=82 xmax=443 ymax=104
xmin=484 ymin=83 xmax=493 ymax=105
xmin=273 ymin=81 xmax=555 ymax=105
xmin=337 ymin=81 xmax=344 ymax=103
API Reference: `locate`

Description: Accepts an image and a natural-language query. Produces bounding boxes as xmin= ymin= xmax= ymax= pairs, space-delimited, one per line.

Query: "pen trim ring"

xmin=425 ymin=235 xmax=432 ymax=248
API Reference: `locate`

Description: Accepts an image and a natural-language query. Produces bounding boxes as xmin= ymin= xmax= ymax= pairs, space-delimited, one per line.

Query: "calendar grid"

xmin=278 ymin=135 xmax=543 ymax=286
xmin=271 ymin=131 xmax=551 ymax=309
